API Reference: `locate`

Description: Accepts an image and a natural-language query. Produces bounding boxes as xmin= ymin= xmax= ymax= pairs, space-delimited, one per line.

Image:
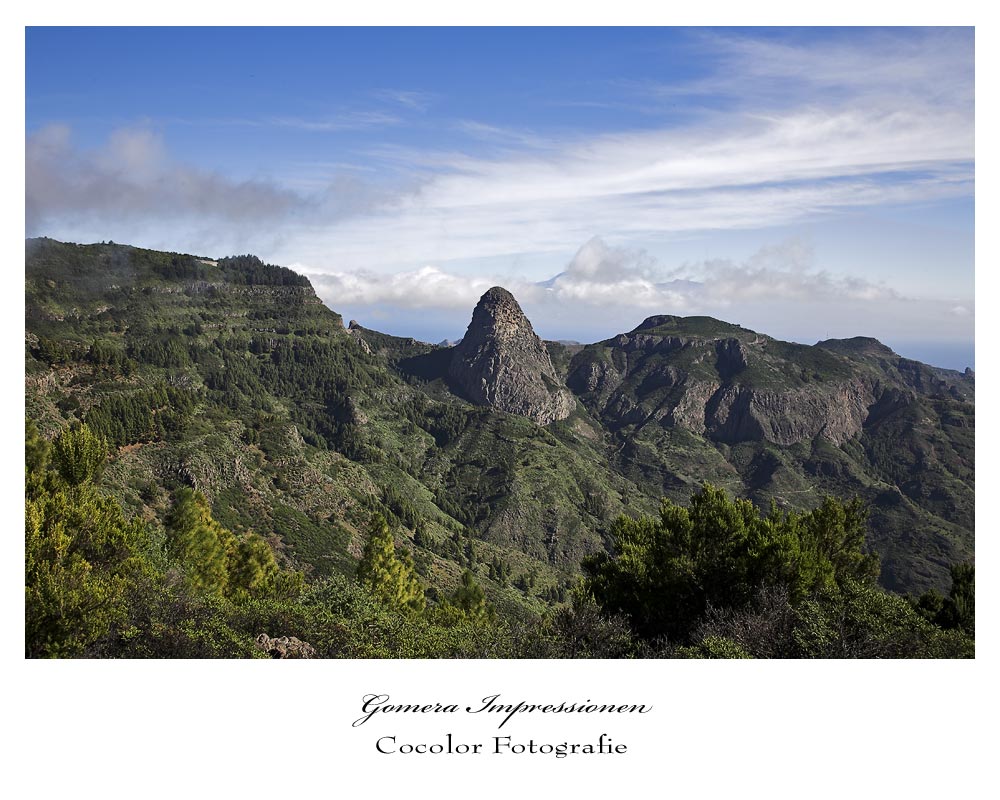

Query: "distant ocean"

xmin=889 ymin=341 xmax=975 ymax=372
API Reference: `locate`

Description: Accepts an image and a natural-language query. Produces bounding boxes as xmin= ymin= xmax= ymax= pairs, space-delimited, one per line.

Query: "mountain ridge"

xmin=24 ymin=238 xmax=974 ymax=595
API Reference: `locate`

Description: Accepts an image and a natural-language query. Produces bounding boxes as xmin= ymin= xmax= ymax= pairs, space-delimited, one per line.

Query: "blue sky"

xmin=26 ymin=27 xmax=975 ymax=368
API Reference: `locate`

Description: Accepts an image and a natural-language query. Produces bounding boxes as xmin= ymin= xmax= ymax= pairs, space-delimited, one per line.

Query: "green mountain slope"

xmin=24 ymin=238 xmax=648 ymax=613
xmin=25 ymin=238 xmax=973 ymax=599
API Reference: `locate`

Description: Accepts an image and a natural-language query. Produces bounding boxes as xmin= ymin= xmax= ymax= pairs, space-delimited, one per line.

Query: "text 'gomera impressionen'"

xmin=354 ymin=693 xmax=652 ymax=729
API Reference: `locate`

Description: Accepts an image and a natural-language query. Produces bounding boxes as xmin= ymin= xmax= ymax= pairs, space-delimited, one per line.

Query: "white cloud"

xmin=309 ymin=236 xmax=902 ymax=314
xmin=679 ymin=240 xmax=901 ymax=305
xmin=314 ymin=236 xmax=973 ymax=354
xmin=538 ymin=238 xmax=685 ymax=310
xmin=309 ymin=265 xmax=505 ymax=310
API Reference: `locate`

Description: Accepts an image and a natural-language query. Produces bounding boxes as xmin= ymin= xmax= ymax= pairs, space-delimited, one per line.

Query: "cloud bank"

xmin=313 ymin=236 xmax=903 ymax=313
xmin=27 ymin=125 xmax=301 ymax=233
xmin=25 ymin=124 xmax=399 ymax=255
xmin=310 ymin=235 xmax=971 ymax=363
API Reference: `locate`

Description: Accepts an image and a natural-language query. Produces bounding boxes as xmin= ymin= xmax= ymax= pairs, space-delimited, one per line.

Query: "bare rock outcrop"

xmin=255 ymin=633 xmax=317 ymax=659
xmin=702 ymin=380 xmax=874 ymax=446
xmin=449 ymin=287 xmax=575 ymax=425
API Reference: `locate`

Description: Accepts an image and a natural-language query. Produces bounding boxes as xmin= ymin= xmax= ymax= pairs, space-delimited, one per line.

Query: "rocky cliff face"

xmin=566 ymin=320 xmax=971 ymax=448
xmin=449 ymin=287 xmax=575 ymax=425
xmin=697 ymin=379 xmax=875 ymax=445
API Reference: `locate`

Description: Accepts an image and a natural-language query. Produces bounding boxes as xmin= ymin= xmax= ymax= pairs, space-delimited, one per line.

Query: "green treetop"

xmin=434 ymin=569 xmax=495 ymax=626
xmin=165 ymin=488 xmax=281 ymax=599
xmin=582 ymin=483 xmax=879 ymax=643
xmin=51 ymin=422 xmax=108 ymax=486
xmin=356 ymin=514 xmax=426 ymax=614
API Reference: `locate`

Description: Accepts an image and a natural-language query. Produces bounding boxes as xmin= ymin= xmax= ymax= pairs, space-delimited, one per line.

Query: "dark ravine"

xmin=24 ymin=239 xmax=974 ymax=596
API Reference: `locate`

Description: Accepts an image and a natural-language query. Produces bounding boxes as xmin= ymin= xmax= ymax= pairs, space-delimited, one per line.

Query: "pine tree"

xmin=51 ymin=423 xmax=108 ymax=486
xmin=165 ymin=489 xmax=232 ymax=596
xmin=948 ymin=563 xmax=975 ymax=634
xmin=431 ymin=569 xmax=495 ymax=626
xmin=165 ymin=489 xmax=287 ymax=601
xmin=450 ymin=570 xmax=493 ymax=623
xmin=25 ymin=421 xmax=149 ymax=657
xmin=229 ymin=533 xmax=280 ymax=599
xmin=356 ymin=514 xmax=426 ymax=613
xmin=583 ymin=483 xmax=881 ymax=643
xmin=25 ymin=418 xmax=49 ymax=476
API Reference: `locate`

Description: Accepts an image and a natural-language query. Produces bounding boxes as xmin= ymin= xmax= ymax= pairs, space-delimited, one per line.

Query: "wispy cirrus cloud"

xmin=642 ymin=28 xmax=974 ymax=109
xmin=263 ymin=111 xmax=401 ymax=132
xmin=272 ymin=31 xmax=970 ymax=268
xmin=454 ymin=120 xmax=557 ymax=152
xmin=166 ymin=110 xmax=402 ymax=132
xmin=287 ymin=98 xmax=972 ymax=270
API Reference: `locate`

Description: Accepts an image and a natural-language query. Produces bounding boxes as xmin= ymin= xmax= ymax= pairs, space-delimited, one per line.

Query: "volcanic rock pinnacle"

xmin=448 ymin=287 xmax=575 ymax=425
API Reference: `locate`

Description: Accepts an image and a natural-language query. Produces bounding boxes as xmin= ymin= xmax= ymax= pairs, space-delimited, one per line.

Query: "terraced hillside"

xmin=25 ymin=238 xmax=973 ymax=597
xmin=24 ymin=238 xmax=650 ymax=615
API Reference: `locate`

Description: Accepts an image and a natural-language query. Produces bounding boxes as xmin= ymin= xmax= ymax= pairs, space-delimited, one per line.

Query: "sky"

xmin=25 ymin=26 xmax=975 ymax=369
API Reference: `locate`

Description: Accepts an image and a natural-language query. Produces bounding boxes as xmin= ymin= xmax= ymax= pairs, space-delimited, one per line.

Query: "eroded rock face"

xmin=702 ymin=380 xmax=875 ymax=446
xmin=566 ymin=324 xmax=902 ymax=447
xmin=449 ymin=287 xmax=575 ymax=425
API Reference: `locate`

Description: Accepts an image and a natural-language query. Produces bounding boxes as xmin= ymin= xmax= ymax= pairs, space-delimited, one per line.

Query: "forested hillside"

xmin=24 ymin=238 xmax=974 ymax=657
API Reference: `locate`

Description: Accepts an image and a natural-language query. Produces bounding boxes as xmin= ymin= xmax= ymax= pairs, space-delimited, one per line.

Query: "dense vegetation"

xmin=581 ymin=484 xmax=972 ymax=657
xmin=26 ymin=238 xmax=630 ymax=611
xmin=24 ymin=238 xmax=974 ymax=658
xmin=26 ymin=423 xmax=971 ymax=657
xmin=25 ymin=421 xmax=518 ymax=657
